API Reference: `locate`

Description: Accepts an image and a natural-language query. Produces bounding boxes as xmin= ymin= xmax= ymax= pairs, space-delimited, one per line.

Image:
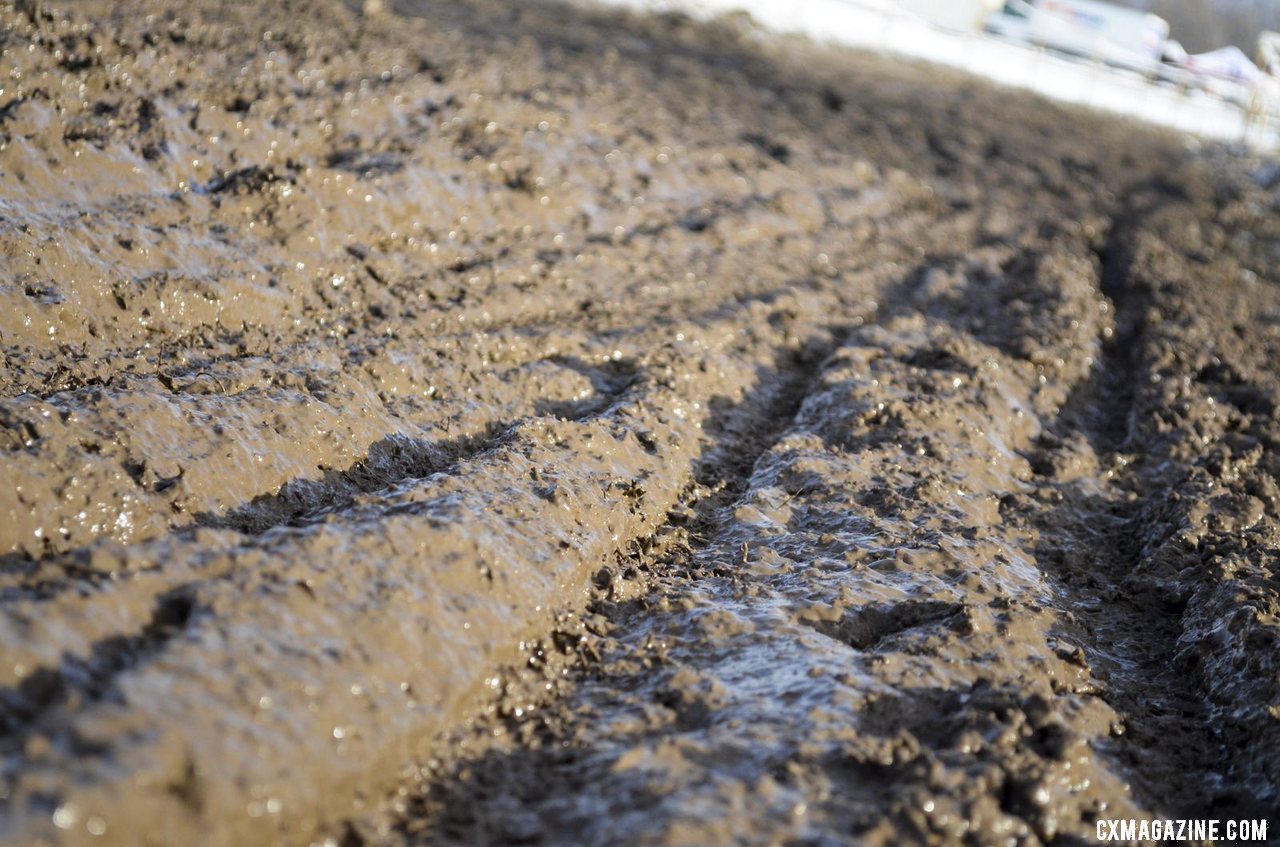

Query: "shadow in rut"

xmin=1026 ymin=191 xmax=1251 ymax=819
xmin=196 ymin=354 xmax=653 ymax=536
xmin=532 ymin=355 xmax=642 ymax=420
xmin=348 ymin=324 xmax=847 ymax=845
xmin=193 ymin=425 xmax=510 ymax=535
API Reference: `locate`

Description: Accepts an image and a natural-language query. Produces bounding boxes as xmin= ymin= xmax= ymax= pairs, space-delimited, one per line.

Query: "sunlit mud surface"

xmin=1 ymin=1 xmax=1279 ymax=845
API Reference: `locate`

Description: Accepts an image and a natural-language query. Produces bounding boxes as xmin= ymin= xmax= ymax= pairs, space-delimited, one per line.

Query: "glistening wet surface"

xmin=1 ymin=1 xmax=1279 ymax=845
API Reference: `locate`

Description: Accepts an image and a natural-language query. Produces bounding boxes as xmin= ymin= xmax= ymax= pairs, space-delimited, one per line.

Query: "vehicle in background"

xmin=1161 ymin=38 xmax=1188 ymax=67
xmin=1155 ymin=36 xmax=1274 ymax=107
xmin=1185 ymin=45 xmax=1262 ymax=84
xmin=1174 ymin=44 xmax=1268 ymax=105
xmin=985 ymin=0 xmax=1170 ymax=73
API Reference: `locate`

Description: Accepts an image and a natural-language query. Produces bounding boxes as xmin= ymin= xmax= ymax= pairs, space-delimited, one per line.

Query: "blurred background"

xmin=596 ymin=0 xmax=1280 ymax=147
xmin=1123 ymin=0 xmax=1278 ymax=52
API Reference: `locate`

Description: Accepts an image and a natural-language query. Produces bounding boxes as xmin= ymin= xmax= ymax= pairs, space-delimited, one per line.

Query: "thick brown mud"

xmin=1 ymin=0 xmax=1279 ymax=845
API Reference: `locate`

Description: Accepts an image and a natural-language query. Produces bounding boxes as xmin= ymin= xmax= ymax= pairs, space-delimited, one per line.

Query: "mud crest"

xmin=1 ymin=1 xmax=1278 ymax=845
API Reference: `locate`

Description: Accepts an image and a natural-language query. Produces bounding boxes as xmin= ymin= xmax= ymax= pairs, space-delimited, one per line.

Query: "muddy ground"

xmin=1 ymin=0 xmax=1278 ymax=844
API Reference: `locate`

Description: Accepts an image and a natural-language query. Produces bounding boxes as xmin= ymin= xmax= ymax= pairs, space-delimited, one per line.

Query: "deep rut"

xmin=351 ymin=184 xmax=1280 ymax=844
xmin=1033 ymin=207 xmax=1230 ymax=817
xmin=1031 ymin=192 xmax=1280 ymax=821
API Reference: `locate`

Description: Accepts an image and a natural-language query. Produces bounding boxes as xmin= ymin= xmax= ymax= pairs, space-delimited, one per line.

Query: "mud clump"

xmin=1 ymin=0 xmax=1279 ymax=845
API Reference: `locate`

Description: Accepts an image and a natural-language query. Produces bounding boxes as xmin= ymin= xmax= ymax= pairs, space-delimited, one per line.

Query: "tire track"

xmin=0 ymin=174 xmax=902 ymax=560
xmin=1032 ymin=183 xmax=1280 ymax=819
xmin=0 ymin=286 xmax=852 ymax=847
xmin=1030 ymin=204 xmax=1233 ymax=817
xmin=0 ymin=280 xmax=845 ymax=572
xmin=366 ymin=229 xmax=1148 ymax=845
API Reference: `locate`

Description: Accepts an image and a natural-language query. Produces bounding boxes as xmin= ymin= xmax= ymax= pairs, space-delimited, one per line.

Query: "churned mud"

xmin=1 ymin=0 xmax=1278 ymax=845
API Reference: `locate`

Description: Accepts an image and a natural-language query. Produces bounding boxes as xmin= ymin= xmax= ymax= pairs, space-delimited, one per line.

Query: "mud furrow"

xmin=0 ymin=319 xmax=831 ymax=741
xmin=1097 ymin=187 xmax=1280 ymax=814
xmin=1 ymin=182 xmax=905 ymax=562
xmin=1032 ymin=207 xmax=1231 ymax=816
xmin=0 ymin=588 xmax=196 ymax=747
xmin=363 ymin=228 xmax=1150 ymax=845
xmin=0 ymin=285 xmax=853 ymax=846
xmin=0 ymin=283 xmax=816 ymax=582
xmin=0 ymin=282 xmax=847 ymax=570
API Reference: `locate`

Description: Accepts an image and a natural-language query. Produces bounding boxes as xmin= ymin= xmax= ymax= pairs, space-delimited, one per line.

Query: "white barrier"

xmin=592 ymin=0 xmax=1280 ymax=150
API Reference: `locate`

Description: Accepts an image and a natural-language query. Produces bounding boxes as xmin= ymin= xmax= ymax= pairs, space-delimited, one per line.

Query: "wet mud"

xmin=1 ymin=0 xmax=1278 ymax=845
